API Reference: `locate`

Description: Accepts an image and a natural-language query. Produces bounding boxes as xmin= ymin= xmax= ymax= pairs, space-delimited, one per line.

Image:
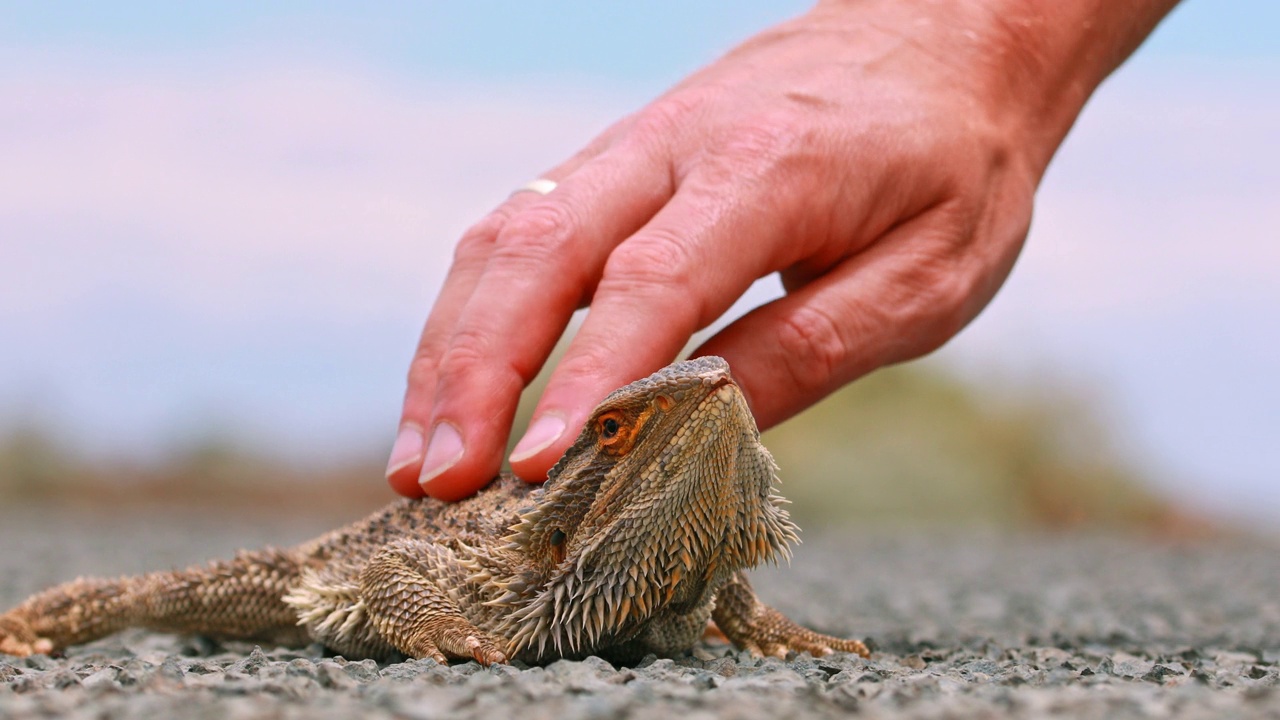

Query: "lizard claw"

xmin=715 ymin=607 xmax=871 ymax=660
xmin=713 ymin=574 xmax=870 ymax=661
xmin=465 ymin=635 xmax=508 ymax=666
xmin=407 ymin=636 xmax=449 ymax=665
xmin=408 ymin=624 xmax=510 ymax=666
xmin=770 ymin=634 xmax=869 ymax=659
xmin=738 ymin=633 xmax=868 ymax=660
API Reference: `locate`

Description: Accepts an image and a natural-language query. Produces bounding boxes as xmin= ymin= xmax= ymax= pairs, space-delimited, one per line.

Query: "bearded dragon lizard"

xmin=0 ymin=357 xmax=869 ymax=664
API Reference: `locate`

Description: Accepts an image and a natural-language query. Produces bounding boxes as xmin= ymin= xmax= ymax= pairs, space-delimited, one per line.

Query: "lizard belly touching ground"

xmin=0 ymin=357 xmax=868 ymax=664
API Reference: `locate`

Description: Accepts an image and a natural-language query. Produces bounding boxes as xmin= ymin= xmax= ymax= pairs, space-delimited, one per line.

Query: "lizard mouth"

xmin=706 ymin=375 xmax=743 ymax=409
xmin=710 ymin=375 xmax=735 ymax=390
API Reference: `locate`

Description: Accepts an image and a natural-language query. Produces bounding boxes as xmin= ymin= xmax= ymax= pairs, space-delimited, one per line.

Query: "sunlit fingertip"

xmin=385 ymin=423 xmax=425 ymax=478
xmin=509 ymin=413 xmax=567 ymax=463
xmin=418 ymin=422 xmax=465 ymax=489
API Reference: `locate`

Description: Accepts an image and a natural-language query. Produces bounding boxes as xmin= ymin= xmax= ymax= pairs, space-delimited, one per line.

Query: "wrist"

xmin=968 ymin=0 xmax=1181 ymax=172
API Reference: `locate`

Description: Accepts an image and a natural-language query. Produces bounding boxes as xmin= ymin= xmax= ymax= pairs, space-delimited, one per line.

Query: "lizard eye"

xmin=597 ymin=411 xmax=625 ymax=445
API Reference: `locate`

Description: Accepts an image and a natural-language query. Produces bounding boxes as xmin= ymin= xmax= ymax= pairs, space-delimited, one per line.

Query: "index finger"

xmin=507 ymin=172 xmax=795 ymax=480
xmin=414 ymin=146 xmax=676 ymax=500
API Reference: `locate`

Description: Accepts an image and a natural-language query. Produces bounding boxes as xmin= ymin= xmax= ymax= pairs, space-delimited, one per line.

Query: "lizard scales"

xmin=0 ymin=357 xmax=869 ymax=664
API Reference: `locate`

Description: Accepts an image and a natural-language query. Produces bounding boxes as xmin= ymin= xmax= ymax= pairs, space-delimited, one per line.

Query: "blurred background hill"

xmin=0 ymin=353 xmax=1198 ymax=535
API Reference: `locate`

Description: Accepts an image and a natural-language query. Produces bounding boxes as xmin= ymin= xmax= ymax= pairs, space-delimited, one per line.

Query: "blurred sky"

xmin=1 ymin=2 xmax=1277 ymax=522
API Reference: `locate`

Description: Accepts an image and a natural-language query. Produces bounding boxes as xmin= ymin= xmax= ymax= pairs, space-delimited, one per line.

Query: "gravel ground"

xmin=1 ymin=505 xmax=1278 ymax=719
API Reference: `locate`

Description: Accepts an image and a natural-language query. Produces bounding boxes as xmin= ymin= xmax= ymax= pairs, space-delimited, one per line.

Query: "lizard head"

xmin=496 ymin=356 xmax=800 ymax=657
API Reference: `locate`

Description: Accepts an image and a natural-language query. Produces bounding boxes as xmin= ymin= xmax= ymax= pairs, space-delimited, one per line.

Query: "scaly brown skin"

xmin=0 ymin=357 xmax=868 ymax=664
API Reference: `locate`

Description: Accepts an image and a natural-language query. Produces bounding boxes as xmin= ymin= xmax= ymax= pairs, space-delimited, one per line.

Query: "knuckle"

xmin=406 ymin=350 xmax=440 ymax=389
xmin=774 ymin=305 xmax=850 ymax=396
xmin=629 ymin=87 xmax=717 ymax=144
xmin=929 ymin=275 xmax=979 ymax=349
xmin=433 ymin=325 xmax=529 ymax=415
xmin=694 ymin=112 xmax=811 ymax=189
xmin=454 ymin=216 xmax=503 ymax=265
xmin=578 ymin=122 xmax=621 ymax=158
xmin=629 ymin=105 xmax=682 ymax=143
xmin=492 ymin=202 xmax=581 ymax=265
xmin=603 ymin=232 xmax=694 ymax=295
xmin=891 ymin=246 xmax=974 ymax=358
xmin=438 ymin=325 xmax=494 ymax=375
xmin=553 ymin=347 xmax=615 ymax=388
xmin=723 ymin=113 xmax=804 ymax=163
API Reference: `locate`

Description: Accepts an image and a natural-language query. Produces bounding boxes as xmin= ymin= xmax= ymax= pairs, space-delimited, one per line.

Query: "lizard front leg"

xmin=359 ymin=540 xmax=509 ymax=665
xmin=0 ymin=548 xmax=308 ymax=657
xmin=712 ymin=572 xmax=869 ymax=659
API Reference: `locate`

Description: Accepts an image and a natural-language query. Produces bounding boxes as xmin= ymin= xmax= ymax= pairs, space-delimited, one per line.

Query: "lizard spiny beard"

xmin=478 ymin=357 xmax=800 ymax=659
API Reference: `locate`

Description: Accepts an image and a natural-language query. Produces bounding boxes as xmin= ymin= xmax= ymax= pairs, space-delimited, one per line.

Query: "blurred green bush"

xmin=760 ymin=363 xmax=1172 ymax=529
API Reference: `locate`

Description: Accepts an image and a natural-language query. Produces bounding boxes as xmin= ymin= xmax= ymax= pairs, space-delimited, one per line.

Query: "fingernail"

xmin=385 ymin=423 xmax=425 ymax=478
xmin=418 ymin=422 xmax=464 ymax=488
xmin=509 ymin=413 xmax=567 ymax=463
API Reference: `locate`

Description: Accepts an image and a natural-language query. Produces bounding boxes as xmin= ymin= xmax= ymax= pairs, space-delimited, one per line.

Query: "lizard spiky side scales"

xmin=0 ymin=357 xmax=869 ymax=663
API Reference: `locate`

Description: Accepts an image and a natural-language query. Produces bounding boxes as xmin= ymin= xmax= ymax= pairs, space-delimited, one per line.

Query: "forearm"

xmin=808 ymin=0 xmax=1182 ymax=175
xmin=982 ymin=0 xmax=1181 ymax=168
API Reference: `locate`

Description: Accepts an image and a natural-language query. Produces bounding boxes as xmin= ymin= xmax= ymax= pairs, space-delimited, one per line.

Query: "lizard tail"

xmin=1 ymin=575 xmax=146 ymax=655
xmin=1 ymin=547 xmax=310 ymax=656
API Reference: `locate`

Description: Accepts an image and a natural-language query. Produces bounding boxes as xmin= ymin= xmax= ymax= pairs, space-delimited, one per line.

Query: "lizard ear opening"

xmin=548 ymin=528 xmax=567 ymax=564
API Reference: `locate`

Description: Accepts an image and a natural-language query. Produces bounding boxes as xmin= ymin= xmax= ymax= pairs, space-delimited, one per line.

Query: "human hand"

xmin=386 ymin=0 xmax=1179 ymax=500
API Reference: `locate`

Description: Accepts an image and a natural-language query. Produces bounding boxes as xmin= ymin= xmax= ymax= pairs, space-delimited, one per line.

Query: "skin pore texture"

xmin=385 ymin=0 xmax=1182 ymax=502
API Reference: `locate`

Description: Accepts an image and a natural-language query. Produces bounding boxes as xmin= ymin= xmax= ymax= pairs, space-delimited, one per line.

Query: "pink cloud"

xmin=961 ymin=60 xmax=1279 ymax=333
xmin=0 ymin=53 xmax=630 ymax=331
